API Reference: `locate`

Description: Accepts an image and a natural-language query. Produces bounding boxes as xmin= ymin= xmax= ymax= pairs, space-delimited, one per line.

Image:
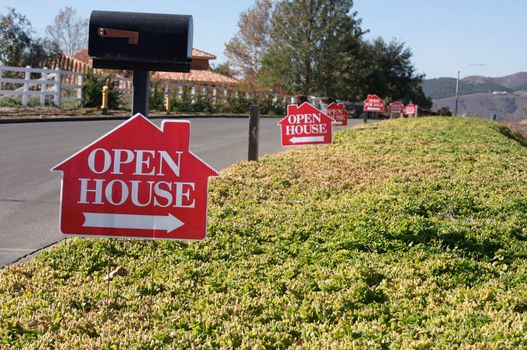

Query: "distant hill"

xmin=433 ymin=91 xmax=527 ymax=120
xmin=423 ymin=76 xmax=517 ymax=99
xmin=493 ymin=72 xmax=527 ymax=91
xmin=424 ymin=72 xmax=527 ymax=119
xmin=422 ymin=78 xmax=458 ymax=99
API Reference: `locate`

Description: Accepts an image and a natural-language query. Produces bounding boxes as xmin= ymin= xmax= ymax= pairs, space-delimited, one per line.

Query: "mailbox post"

xmin=132 ymin=71 xmax=149 ymax=116
xmin=88 ymin=10 xmax=193 ymax=117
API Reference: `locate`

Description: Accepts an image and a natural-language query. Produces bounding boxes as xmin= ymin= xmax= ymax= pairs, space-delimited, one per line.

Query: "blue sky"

xmin=1 ymin=0 xmax=526 ymax=79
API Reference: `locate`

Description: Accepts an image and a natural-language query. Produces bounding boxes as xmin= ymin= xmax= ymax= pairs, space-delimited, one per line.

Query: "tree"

xmin=230 ymin=0 xmax=430 ymax=105
xmin=46 ymin=7 xmax=88 ymax=56
xmin=360 ymin=38 xmax=431 ymax=108
xmin=313 ymin=3 xmax=365 ymax=98
xmin=0 ymin=8 xmax=59 ymax=67
xmin=259 ymin=46 xmax=291 ymax=93
xmin=262 ymin=0 xmax=366 ymax=97
xmin=338 ymin=40 xmax=375 ymax=100
xmin=225 ymin=0 xmax=273 ymax=87
xmin=210 ymin=62 xmax=237 ymax=79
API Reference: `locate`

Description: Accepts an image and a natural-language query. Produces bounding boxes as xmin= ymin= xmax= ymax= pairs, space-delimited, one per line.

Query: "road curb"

xmin=0 ymin=240 xmax=62 ymax=269
xmin=0 ymin=114 xmax=283 ymax=124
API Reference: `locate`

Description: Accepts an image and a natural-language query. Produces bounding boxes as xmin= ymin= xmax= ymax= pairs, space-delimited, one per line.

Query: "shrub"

xmin=0 ymin=97 xmax=21 ymax=107
xmin=122 ymin=80 xmax=290 ymax=115
xmin=149 ymin=81 xmax=165 ymax=112
xmin=81 ymin=70 xmax=120 ymax=109
xmin=226 ymin=90 xmax=254 ymax=114
xmin=173 ymin=86 xmax=193 ymax=113
xmin=192 ymin=94 xmax=215 ymax=113
xmin=437 ymin=106 xmax=453 ymax=116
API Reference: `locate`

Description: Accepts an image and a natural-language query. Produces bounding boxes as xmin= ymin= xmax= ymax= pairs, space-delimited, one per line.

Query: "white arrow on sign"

xmin=290 ymin=136 xmax=325 ymax=143
xmin=82 ymin=212 xmax=184 ymax=233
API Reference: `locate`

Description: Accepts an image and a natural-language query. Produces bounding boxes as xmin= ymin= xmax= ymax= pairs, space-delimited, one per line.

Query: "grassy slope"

xmin=2 ymin=117 xmax=527 ymax=349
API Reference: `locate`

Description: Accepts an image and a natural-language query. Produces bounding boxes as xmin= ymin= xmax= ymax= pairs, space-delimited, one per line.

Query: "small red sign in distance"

xmin=388 ymin=101 xmax=405 ymax=114
xmin=326 ymin=102 xmax=349 ymax=127
xmin=363 ymin=94 xmax=385 ymax=112
xmin=278 ymin=102 xmax=334 ymax=147
xmin=404 ymin=103 xmax=417 ymax=115
xmin=52 ymin=114 xmax=219 ymax=240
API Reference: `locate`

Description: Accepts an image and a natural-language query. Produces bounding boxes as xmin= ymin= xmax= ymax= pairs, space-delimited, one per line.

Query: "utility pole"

xmin=454 ymin=70 xmax=460 ymax=116
xmin=454 ymin=64 xmax=486 ymax=116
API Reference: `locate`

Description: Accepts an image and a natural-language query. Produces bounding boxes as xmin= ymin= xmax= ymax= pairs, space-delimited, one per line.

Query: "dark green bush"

xmin=81 ymin=70 xmax=120 ymax=109
xmin=437 ymin=106 xmax=453 ymax=116
xmin=192 ymin=94 xmax=215 ymax=113
xmin=173 ymin=86 xmax=193 ymax=113
xmin=0 ymin=97 xmax=21 ymax=107
xmin=226 ymin=90 xmax=254 ymax=114
xmin=149 ymin=82 xmax=165 ymax=112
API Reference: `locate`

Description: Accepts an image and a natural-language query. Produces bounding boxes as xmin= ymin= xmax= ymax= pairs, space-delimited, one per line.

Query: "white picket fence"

xmin=0 ymin=64 xmax=292 ymax=109
xmin=0 ymin=65 xmax=83 ymax=107
xmin=114 ymin=76 xmax=291 ymax=107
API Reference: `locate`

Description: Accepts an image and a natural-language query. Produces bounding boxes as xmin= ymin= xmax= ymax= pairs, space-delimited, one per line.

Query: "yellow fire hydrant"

xmin=165 ymin=93 xmax=171 ymax=114
xmin=101 ymin=85 xmax=109 ymax=114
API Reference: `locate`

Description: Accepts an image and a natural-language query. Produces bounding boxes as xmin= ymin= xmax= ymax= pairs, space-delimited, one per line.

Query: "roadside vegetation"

xmin=502 ymin=118 xmax=527 ymax=140
xmin=2 ymin=117 xmax=527 ymax=348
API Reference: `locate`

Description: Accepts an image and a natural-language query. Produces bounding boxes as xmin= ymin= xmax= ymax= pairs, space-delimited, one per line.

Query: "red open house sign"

xmin=278 ymin=102 xmax=334 ymax=146
xmin=52 ymin=114 xmax=219 ymax=240
xmin=326 ymin=102 xmax=348 ymax=126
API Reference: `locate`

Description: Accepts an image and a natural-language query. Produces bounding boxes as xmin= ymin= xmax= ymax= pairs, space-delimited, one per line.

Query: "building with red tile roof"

xmin=56 ymin=48 xmax=238 ymax=86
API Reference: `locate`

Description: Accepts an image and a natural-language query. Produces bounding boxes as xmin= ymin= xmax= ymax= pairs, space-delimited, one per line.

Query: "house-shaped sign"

xmin=404 ymin=103 xmax=417 ymax=116
xmin=388 ymin=101 xmax=404 ymax=114
xmin=52 ymin=114 xmax=219 ymax=240
xmin=326 ymin=102 xmax=348 ymax=126
xmin=278 ymin=102 xmax=334 ymax=146
xmin=363 ymin=94 xmax=385 ymax=112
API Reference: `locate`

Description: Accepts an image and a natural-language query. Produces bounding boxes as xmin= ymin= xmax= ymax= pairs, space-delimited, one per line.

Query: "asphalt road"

xmin=0 ymin=117 xmax=366 ymax=267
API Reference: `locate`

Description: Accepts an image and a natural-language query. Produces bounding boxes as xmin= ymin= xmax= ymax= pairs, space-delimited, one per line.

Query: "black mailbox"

xmin=88 ymin=10 xmax=193 ymax=72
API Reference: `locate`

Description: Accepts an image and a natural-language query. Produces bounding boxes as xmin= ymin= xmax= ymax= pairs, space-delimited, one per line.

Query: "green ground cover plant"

xmin=1 ymin=117 xmax=527 ymax=349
